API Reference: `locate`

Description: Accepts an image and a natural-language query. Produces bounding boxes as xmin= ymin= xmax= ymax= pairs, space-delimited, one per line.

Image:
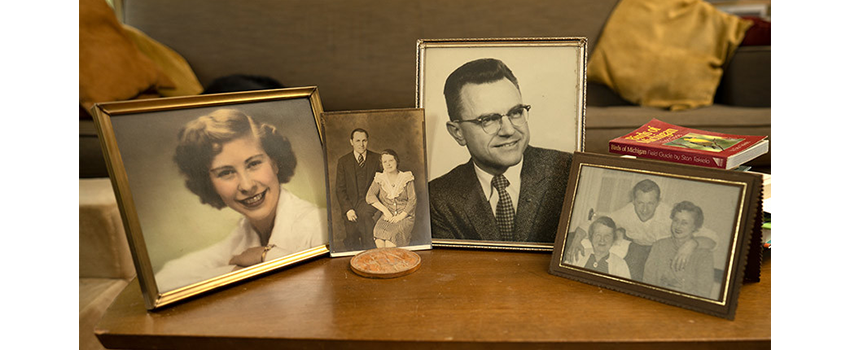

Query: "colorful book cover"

xmin=609 ymin=119 xmax=768 ymax=169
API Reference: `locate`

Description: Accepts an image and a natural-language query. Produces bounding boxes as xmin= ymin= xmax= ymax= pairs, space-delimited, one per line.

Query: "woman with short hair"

xmin=366 ymin=149 xmax=417 ymax=248
xmin=564 ymin=216 xmax=631 ymax=279
xmin=643 ymin=201 xmax=715 ymax=299
xmin=155 ymin=108 xmax=326 ymax=291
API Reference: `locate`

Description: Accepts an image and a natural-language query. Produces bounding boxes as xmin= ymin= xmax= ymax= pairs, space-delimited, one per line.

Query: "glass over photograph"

xmin=322 ymin=108 xmax=432 ymax=257
xmin=94 ymin=89 xmax=330 ymax=309
xmin=417 ymin=38 xmax=586 ymax=249
xmin=561 ymin=165 xmax=742 ymax=301
xmin=152 ymin=107 xmax=327 ymax=291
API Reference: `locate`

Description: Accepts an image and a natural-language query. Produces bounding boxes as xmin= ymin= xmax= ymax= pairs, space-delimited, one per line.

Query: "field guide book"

xmin=609 ymin=119 xmax=768 ymax=169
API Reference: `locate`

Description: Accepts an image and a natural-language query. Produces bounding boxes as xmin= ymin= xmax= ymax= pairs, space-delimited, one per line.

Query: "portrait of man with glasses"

xmin=428 ymin=57 xmax=573 ymax=243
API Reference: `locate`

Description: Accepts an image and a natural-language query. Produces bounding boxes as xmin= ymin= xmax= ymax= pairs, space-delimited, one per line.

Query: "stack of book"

xmin=608 ymin=119 xmax=769 ymax=170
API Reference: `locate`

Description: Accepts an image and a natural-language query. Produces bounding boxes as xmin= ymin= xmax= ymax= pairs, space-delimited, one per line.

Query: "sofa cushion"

xmin=80 ymin=178 xmax=135 ymax=280
xmin=79 ymin=0 xmax=174 ymax=110
xmin=80 ymin=278 xmax=130 ymax=350
xmin=740 ymin=16 xmax=770 ymax=46
xmin=587 ymin=0 xmax=752 ymax=111
xmin=714 ymin=46 xmax=771 ymax=108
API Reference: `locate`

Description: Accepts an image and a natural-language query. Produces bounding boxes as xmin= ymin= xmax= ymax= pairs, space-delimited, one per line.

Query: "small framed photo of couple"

xmin=91 ymin=87 xmax=330 ymax=310
xmin=548 ymin=152 xmax=763 ymax=319
xmin=416 ymin=37 xmax=587 ymax=251
xmin=321 ymin=108 xmax=432 ymax=257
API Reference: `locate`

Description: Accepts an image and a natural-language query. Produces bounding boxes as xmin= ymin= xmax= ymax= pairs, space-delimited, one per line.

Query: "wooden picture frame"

xmin=549 ymin=152 xmax=762 ymax=319
xmin=91 ymin=87 xmax=330 ymax=310
xmin=416 ymin=37 xmax=587 ymax=250
xmin=321 ymin=108 xmax=433 ymax=257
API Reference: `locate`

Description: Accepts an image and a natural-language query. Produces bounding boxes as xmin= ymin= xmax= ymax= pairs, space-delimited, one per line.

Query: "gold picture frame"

xmin=92 ymin=87 xmax=330 ymax=310
xmin=549 ymin=152 xmax=763 ymax=319
xmin=416 ymin=37 xmax=587 ymax=250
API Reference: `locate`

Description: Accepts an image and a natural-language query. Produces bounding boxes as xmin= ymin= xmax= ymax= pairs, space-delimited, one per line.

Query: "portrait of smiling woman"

xmin=154 ymin=108 xmax=327 ymax=291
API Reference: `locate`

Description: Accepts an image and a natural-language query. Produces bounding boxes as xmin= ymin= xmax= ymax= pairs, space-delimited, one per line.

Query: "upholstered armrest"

xmin=715 ymin=46 xmax=771 ymax=107
xmin=79 ymin=178 xmax=135 ymax=280
xmin=80 ymin=178 xmax=135 ymax=350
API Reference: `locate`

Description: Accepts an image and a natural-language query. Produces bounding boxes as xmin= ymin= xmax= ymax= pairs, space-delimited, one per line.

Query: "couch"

xmin=79 ymin=1 xmax=769 ymax=349
xmin=80 ymin=0 xmax=770 ymax=178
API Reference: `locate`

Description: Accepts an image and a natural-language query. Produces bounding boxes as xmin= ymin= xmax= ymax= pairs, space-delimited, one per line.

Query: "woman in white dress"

xmin=155 ymin=108 xmax=326 ymax=292
xmin=365 ymin=149 xmax=416 ymax=248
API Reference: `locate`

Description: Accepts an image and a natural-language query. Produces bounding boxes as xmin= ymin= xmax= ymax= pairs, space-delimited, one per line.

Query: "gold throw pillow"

xmin=587 ymin=0 xmax=752 ymax=111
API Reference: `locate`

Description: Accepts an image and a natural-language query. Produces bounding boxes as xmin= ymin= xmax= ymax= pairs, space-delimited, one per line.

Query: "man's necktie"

xmin=357 ymin=153 xmax=364 ymax=167
xmin=492 ymin=174 xmax=515 ymax=240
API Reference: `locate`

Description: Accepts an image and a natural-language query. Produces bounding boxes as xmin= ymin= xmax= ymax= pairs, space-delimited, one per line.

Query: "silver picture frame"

xmin=416 ymin=37 xmax=587 ymax=250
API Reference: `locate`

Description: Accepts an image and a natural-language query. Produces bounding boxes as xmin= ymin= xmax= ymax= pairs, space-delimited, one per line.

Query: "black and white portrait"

xmin=416 ymin=38 xmax=586 ymax=248
xmin=95 ymin=89 xmax=329 ymax=305
xmin=322 ymin=108 xmax=432 ymax=257
xmin=562 ymin=165 xmax=741 ymax=301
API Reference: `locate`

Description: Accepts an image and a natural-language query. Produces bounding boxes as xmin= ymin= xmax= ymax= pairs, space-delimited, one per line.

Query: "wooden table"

xmin=95 ymin=249 xmax=770 ymax=349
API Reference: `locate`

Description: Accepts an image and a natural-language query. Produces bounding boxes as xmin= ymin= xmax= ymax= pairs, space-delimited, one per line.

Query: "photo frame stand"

xmin=548 ymin=152 xmax=765 ymax=319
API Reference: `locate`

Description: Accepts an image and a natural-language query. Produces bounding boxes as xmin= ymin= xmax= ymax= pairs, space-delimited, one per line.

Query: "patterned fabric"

xmin=357 ymin=153 xmax=364 ymax=167
xmin=372 ymin=214 xmax=415 ymax=246
xmin=366 ymin=172 xmax=417 ymax=246
xmin=492 ymin=174 xmax=514 ymax=240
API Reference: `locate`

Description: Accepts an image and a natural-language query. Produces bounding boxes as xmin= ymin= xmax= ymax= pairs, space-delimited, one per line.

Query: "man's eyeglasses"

xmin=454 ymin=104 xmax=531 ymax=134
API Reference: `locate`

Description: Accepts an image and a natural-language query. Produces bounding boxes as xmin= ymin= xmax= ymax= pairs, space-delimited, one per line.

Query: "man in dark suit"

xmin=336 ymin=128 xmax=382 ymax=250
xmin=429 ymin=58 xmax=572 ymax=243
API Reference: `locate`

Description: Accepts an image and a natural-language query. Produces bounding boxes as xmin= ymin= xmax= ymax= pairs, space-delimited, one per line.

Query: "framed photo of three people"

xmin=549 ymin=152 xmax=763 ymax=319
xmin=417 ymin=37 xmax=587 ymax=250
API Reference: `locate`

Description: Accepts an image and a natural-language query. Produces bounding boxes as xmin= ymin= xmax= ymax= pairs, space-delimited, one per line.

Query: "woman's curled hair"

xmin=173 ymin=108 xmax=296 ymax=209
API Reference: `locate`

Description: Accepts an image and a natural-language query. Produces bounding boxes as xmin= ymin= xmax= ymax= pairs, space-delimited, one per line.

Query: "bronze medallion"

xmin=350 ymin=248 xmax=421 ymax=279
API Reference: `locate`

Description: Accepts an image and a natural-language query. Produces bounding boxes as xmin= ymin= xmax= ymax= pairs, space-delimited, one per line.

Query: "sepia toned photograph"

xmin=91 ymin=88 xmax=329 ymax=309
xmin=322 ymin=108 xmax=432 ymax=257
xmin=416 ymin=37 xmax=587 ymax=250
xmin=549 ymin=153 xmax=762 ymax=319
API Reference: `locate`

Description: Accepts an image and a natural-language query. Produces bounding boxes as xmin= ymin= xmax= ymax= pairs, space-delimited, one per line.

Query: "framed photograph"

xmin=321 ymin=108 xmax=432 ymax=257
xmin=92 ymin=87 xmax=330 ymax=310
xmin=416 ymin=37 xmax=586 ymax=250
xmin=549 ymin=152 xmax=762 ymax=319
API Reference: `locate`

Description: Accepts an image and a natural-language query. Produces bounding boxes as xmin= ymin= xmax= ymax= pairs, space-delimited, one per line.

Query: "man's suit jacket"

xmin=335 ymin=150 xmax=382 ymax=215
xmin=428 ymin=146 xmax=572 ymax=243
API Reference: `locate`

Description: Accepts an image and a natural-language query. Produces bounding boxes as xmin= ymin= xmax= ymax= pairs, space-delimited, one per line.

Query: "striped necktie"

xmin=357 ymin=153 xmax=364 ymax=167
